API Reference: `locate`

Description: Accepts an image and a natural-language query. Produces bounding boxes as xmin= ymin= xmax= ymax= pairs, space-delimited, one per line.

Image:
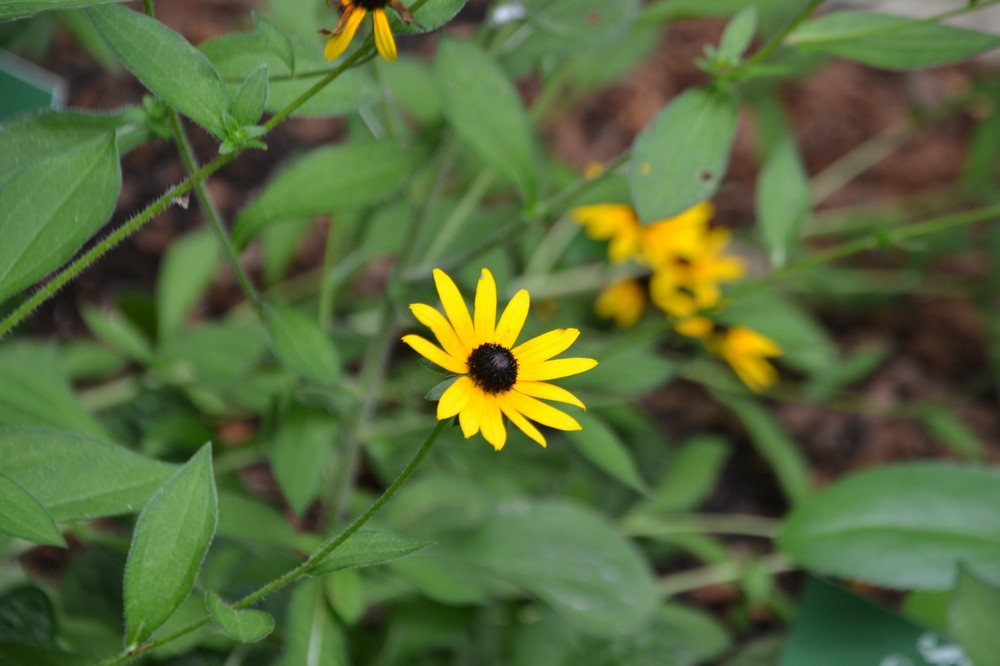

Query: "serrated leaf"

xmin=262 ymin=302 xmax=340 ymax=384
xmin=270 ymin=404 xmax=337 ymax=517
xmin=253 ymin=12 xmax=294 ymax=74
xmin=0 ymin=0 xmax=121 ymax=21
xmin=756 ymin=132 xmax=809 ymax=267
xmin=778 ymin=463 xmax=1000 ymax=589
xmin=469 ymin=501 xmax=658 ymax=635
xmin=437 ymin=38 xmax=538 ymax=202
xmin=204 ymin=591 xmax=274 ymax=643
xmin=88 ymin=4 xmax=231 ymax=136
xmin=124 ymin=443 xmax=218 ymax=646
xmin=311 ymin=529 xmax=431 ymax=575
xmin=155 ymin=228 xmax=219 ymax=342
xmin=233 ymin=141 xmax=424 ymax=246
xmin=0 ymin=428 xmax=175 ymax=521
xmin=231 ymin=65 xmax=268 ymax=126
xmin=0 ymin=133 xmax=120 ymax=306
xmin=630 ymin=87 xmax=738 ymax=223
xmin=0 ymin=474 xmax=66 ymax=547
xmin=566 ymin=412 xmax=648 ymax=493
xmin=788 ymin=11 xmax=1000 ymax=71
xmin=714 ymin=393 xmax=810 ymax=506
xmin=949 ymin=566 xmax=1000 ymax=666
xmin=0 ymin=346 xmax=107 ymax=438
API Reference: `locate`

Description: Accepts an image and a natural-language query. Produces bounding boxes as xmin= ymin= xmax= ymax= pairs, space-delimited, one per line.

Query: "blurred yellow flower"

xmin=402 ymin=269 xmax=598 ymax=450
xmin=322 ymin=0 xmax=413 ymax=62
xmin=677 ymin=317 xmax=782 ymax=392
xmin=649 ymin=226 xmax=745 ymax=318
xmin=570 ymin=204 xmax=642 ymax=263
xmin=596 ymin=280 xmax=646 ymax=328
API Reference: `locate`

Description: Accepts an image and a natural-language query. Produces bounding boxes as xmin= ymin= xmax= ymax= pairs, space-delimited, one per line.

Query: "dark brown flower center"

xmin=354 ymin=0 xmax=389 ymax=9
xmin=468 ymin=343 xmax=518 ymax=394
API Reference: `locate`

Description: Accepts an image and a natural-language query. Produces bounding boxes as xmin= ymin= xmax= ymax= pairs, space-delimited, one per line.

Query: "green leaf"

xmin=436 ymin=38 xmax=538 ymax=202
xmin=279 ymin=579 xmax=346 ymax=666
xmin=778 ymin=462 xmax=1000 ymax=589
xmin=156 ymin=229 xmax=219 ymax=342
xmin=470 ymin=501 xmax=658 ymax=635
xmin=714 ymin=393 xmax=810 ymax=506
xmin=81 ymin=306 xmax=154 ymax=365
xmin=389 ymin=0 xmax=467 ymax=35
xmin=717 ymin=6 xmax=758 ymax=62
xmin=0 ymin=107 xmax=145 ymax=182
xmin=0 ymin=427 xmax=175 ymax=521
xmin=756 ymin=132 xmax=809 ymax=267
xmin=233 ymin=140 xmax=424 ymax=246
xmin=88 ymin=4 xmax=231 ymax=136
xmin=217 ymin=492 xmax=319 ymax=552
xmin=0 ymin=474 xmax=66 ymax=547
xmin=525 ymin=0 xmax=640 ymax=51
xmin=204 ymin=591 xmax=274 ymax=643
xmin=253 ymin=12 xmax=294 ymax=74
xmin=630 ymin=87 xmax=738 ymax=223
xmin=311 ymin=530 xmax=431 ymax=575
xmin=231 ymin=65 xmax=268 ymax=127
xmin=375 ymin=56 xmax=442 ymax=125
xmin=948 ymin=566 xmax=1000 ymax=666
xmin=270 ymin=403 xmax=337 ymax=517
xmin=0 ymin=133 xmax=120 ymax=306
xmin=0 ymin=0 xmax=121 ymax=21
xmin=788 ymin=11 xmax=1000 ymax=71
xmin=124 ymin=443 xmax=218 ymax=646
xmin=565 ymin=342 xmax=676 ymax=396
xmin=262 ymin=301 xmax=340 ymax=384
xmin=634 ymin=435 xmax=731 ymax=514
xmin=0 ymin=586 xmax=55 ymax=647
xmin=0 ymin=346 xmax=107 ymax=438
xmin=325 ymin=569 xmax=365 ymax=625
xmin=918 ymin=406 xmax=986 ymax=460
xmin=566 ymin=411 xmax=648 ymax=493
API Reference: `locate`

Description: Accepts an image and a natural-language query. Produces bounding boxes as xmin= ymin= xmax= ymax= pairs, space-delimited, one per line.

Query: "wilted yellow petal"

xmin=324 ymin=5 xmax=365 ymax=61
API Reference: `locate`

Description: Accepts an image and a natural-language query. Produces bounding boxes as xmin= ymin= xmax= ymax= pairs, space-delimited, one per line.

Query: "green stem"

xmin=417 ymin=170 xmax=496 ymax=268
xmin=658 ymin=553 xmax=793 ymax=598
xmin=623 ymin=513 xmax=781 ymax=539
xmin=318 ymin=218 xmax=344 ymax=328
xmin=167 ymin=110 xmax=263 ymax=315
xmin=745 ymin=0 xmax=825 ymax=67
xmin=95 ymin=419 xmax=447 ymax=666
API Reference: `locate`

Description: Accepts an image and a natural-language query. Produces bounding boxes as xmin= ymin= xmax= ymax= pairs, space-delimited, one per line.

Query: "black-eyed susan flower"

xmin=648 ymin=226 xmax=745 ymax=318
xmin=595 ymin=280 xmax=646 ymax=328
xmin=676 ymin=317 xmax=782 ymax=392
xmin=402 ymin=268 xmax=598 ymax=451
xmin=322 ymin=0 xmax=413 ymax=62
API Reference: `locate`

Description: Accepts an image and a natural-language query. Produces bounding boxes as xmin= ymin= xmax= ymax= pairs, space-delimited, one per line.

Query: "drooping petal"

xmin=498 ymin=394 xmax=547 ymax=447
xmin=729 ymin=356 xmax=777 ymax=393
xmin=372 ymin=9 xmax=397 ymax=61
xmin=401 ymin=334 xmax=467 ymax=374
xmin=494 ymin=289 xmax=529 ymax=348
xmin=433 ymin=269 xmax=477 ymax=351
xmin=474 ymin=268 xmax=497 ymax=343
xmin=410 ymin=303 xmax=470 ymax=362
xmin=513 ymin=381 xmax=586 ymax=410
xmin=437 ymin=376 xmax=474 ymax=419
xmin=506 ymin=391 xmax=582 ymax=431
xmin=459 ymin=388 xmax=484 ymax=439
xmin=513 ymin=328 xmax=580 ymax=364
xmin=479 ymin=398 xmax=507 ymax=450
xmin=324 ymin=5 xmax=365 ymax=61
xmin=517 ymin=357 xmax=598 ymax=382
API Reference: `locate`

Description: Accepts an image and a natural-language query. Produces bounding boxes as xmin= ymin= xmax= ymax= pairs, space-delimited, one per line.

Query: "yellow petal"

xmin=728 ymin=356 xmax=778 ymax=393
xmin=474 ymin=268 xmax=497 ymax=343
xmin=324 ymin=5 xmax=365 ymax=61
xmin=728 ymin=327 xmax=782 ymax=357
xmin=372 ymin=8 xmax=397 ymax=62
xmin=513 ymin=381 xmax=586 ymax=410
xmin=479 ymin=398 xmax=507 ymax=450
xmin=513 ymin=328 xmax=579 ymax=364
xmin=498 ymin=394 xmax=547 ymax=447
xmin=433 ymin=269 xmax=477 ymax=351
xmin=675 ymin=317 xmax=714 ymax=339
xmin=517 ymin=357 xmax=597 ymax=381
xmin=494 ymin=289 xmax=529 ymax=348
xmin=410 ymin=303 xmax=470 ymax=362
xmin=459 ymin=388 xmax=484 ymax=439
xmin=505 ymin=391 xmax=582 ymax=431
xmin=401 ymin=334 xmax=467 ymax=375
xmin=595 ymin=281 xmax=645 ymax=328
xmin=437 ymin=376 xmax=474 ymax=419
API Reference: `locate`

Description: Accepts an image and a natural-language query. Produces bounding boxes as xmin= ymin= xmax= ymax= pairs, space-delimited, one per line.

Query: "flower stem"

xmin=95 ymin=419 xmax=447 ymax=666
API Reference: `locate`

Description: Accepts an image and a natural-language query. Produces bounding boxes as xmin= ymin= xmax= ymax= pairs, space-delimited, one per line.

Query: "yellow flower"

xmin=649 ymin=227 xmax=745 ymax=318
xmin=322 ymin=0 xmax=413 ymax=62
xmin=570 ymin=204 xmax=642 ymax=263
xmin=595 ymin=280 xmax=646 ymax=328
xmin=402 ymin=269 xmax=598 ymax=450
xmin=677 ymin=317 xmax=782 ymax=392
xmin=639 ymin=201 xmax=715 ymax=268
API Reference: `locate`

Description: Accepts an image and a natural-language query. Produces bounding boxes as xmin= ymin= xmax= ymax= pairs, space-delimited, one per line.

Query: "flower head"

xmin=402 ymin=269 xmax=598 ymax=450
xmin=677 ymin=317 xmax=782 ymax=392
xmin=322 ymin=0 xmax=413 ymax=62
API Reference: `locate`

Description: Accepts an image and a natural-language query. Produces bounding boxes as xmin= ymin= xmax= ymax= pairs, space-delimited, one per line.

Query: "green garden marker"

xmin=0 ymin=50 xmax=64 ymax=120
